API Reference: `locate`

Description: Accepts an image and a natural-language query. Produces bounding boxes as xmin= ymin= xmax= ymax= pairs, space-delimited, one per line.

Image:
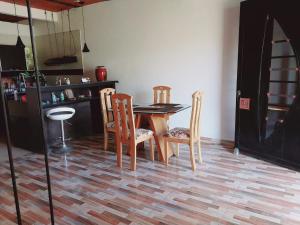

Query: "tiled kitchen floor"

xmin=1 ymin=136 xmax=300 ymax=225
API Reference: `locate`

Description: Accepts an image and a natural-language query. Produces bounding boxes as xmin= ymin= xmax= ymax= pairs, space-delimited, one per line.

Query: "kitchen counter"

xmin=7 ymin=81 xmax=118 ymax=153
xmin=27 ymin=80 xmax=118 ymax=93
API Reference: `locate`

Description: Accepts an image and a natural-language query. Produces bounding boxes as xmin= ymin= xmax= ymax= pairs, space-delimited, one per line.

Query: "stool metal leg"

xmin=50 ymin=120 xmax=71 ymax=154
xmin=61 ymin=120 xmax=66 ymax=148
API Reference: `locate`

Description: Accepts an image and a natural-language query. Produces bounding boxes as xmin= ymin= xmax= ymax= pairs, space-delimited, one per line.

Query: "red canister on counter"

xmin=95 ymin=66 xmax=107 ymax=81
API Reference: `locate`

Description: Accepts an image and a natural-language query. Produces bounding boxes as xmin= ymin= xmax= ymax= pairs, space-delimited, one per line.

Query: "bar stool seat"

xmin=46 ymin=107 xmax=75 ymax=154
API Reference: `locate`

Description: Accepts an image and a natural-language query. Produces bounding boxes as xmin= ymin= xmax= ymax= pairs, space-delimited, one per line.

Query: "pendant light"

xmin=13 ymin=0 xmax=25 ymax=48
xmin=81 ymin=4 xmax=90 ymax=53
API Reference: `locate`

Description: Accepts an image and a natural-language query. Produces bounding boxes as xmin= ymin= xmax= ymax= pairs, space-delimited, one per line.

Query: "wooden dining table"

xmin=133 ymin=104 xmax=190 ymax=162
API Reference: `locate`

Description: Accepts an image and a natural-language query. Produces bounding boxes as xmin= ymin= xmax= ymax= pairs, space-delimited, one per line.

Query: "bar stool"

xmin=46 ymin=107 xmax=75 ymax=153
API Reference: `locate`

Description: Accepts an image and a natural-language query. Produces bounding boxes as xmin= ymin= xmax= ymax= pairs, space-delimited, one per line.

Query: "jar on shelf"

xmin=95 ymin=66 xmax=107 ymax=81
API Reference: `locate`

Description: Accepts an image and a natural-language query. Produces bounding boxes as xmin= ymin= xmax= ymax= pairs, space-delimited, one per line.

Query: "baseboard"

xmin=201 ymin=137 xmax=234 ymax=149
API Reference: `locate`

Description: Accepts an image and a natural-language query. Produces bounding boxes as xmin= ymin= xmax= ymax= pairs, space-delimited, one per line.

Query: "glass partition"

xmin=0 ymin=0 xmax=54 ymax=224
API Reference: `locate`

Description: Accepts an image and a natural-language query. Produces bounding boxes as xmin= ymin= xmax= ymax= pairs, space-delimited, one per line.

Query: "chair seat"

xmin=106 ymin=121 xmax=115 ymax=129
xmin=46 ymin=107 xmax=75 ymax=121
xmin=136 ymin=128 xmax=153 ymax=142
xmin=165 ymin=127 xmax=190 ymax=139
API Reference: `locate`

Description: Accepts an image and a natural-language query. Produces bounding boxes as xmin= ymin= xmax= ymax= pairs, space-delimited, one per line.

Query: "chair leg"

xmin=116 ymin=139 xmax=122 ymax=168
xmin=189 ymin=143 xmax=196 ymax=171
xmin=164 ymin=139 xmax=168 ymax=165
xmin=149 ymin=138 xmax=154 ymax=161
xmin=130 ymin=144 xmax=137 ymax=171
xmin=197 ymin=139 xmax=203 ymax=163
xmin=104 ymin=129 xmax=108 ymax=151
xmin=175 ymin=143 xmax=180 ymax=157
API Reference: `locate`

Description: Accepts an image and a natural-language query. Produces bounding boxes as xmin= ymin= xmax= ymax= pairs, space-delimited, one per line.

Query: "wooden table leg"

xmin=149 ymin=115 xmax=174 ymax=162
xmin=135 ymin=113 xmax=142 ymax=128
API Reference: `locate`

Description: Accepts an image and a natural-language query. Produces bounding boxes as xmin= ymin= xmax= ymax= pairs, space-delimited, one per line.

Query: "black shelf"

xmin=236 ymin=0 xmax=300 ymax=170
xmin=271 ymin=55 xmax=296 ymax=59
xmin=268 ymin=106 xmax=289 ymax=112
xmin=268 ymin=103 xmax=291 ymax=107
xmin=268 ymin=93 xmax=296 ymax=98
xmin=1 ymin=70 xmax=33 ymax=73
xmin=269 ymin=67 xmax=299 ymax=71
xmin=268 ymin=105 xmax=289 ymax=112
xmin=5 ymin=91 xmax=26 ymax=96
xmin=269 ymin=80 xmax=298 ymax=83
xmin=1 ymin=70 xmax=32 ymax=77
xmin=27 ymin=81 xmax=118 ymax=93
xmin=271 ymin=39 xmax=290 ymax=44
xmin=43 ymin=97 xmax=99 ymax=109
xmin=1 ymin=69 xmax=85 ymax=77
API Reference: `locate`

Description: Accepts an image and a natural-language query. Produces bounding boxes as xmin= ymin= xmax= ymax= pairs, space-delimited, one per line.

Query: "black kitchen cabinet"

xmin=236 ymin=0 xmax=300 ymax=168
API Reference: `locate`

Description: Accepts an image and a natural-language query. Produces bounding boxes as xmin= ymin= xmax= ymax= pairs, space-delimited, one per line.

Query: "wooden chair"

xmin=100 ymin=88 xmax=116 ymax=151
xmin=112 ymin=93 xmax=154 ymax=171
xmin=153 ymin=86 xmax=171 ymax=104
xmin=163 ymin=91 xmax=203 ymax=171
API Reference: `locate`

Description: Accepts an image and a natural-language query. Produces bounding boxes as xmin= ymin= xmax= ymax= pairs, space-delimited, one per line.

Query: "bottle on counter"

xmin=60 ymin=92 xmax=65 ymax=102
xmin=51 ymin=92 xmax=57 ymax=104
xmin=13 ymin=90 xmax=18 ymax=101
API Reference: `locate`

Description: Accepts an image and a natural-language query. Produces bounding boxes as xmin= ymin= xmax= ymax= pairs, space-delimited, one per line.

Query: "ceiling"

xmin=0 ymin=0 xmax=108 ymax=12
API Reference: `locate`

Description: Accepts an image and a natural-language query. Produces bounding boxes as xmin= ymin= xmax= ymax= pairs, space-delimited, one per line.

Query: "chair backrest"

xmin=153 ymin=86 xmax=171 ymax=104
xmin=100 ymin=88 xmax=116 ymax=126
xmin=111 ymin=93 xmax=135 ymax=145
xmin=189 ymin=91 xmax=204 ymax=140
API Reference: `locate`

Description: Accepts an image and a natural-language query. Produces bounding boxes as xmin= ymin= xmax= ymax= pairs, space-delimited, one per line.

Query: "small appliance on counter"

xmin=81 ymin=77 xmax=91 ymax=83
xmin=64 ymin=77 xmax=71 ymax=85
xmin=56 ymin=76 xmax=71 ymax=86
xmin=95 ymin=66 xmax=107 ymax=81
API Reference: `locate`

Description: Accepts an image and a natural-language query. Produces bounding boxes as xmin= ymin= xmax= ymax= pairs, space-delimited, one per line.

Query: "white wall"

xmin=35 ymin=0 xmax=241 ymax=141
xmin=0 ymin=21 xmax=31 ymax=46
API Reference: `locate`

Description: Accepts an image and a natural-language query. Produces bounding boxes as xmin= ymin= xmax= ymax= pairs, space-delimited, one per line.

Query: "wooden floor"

xmin=1 ymin=136 xmax=300 ymax=225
